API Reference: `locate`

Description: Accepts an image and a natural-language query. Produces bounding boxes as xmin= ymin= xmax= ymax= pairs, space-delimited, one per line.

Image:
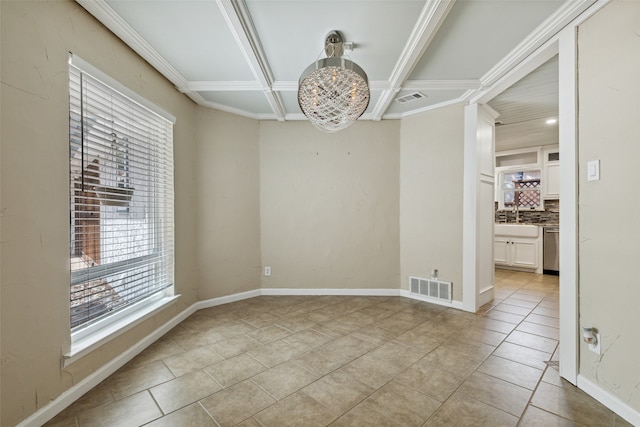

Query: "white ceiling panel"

xmin=279 ymin=92 xmax=303 ymax=116
xmin=490 ymin=56 xmax=559 ymax=151
xmin=495 ymin=120 xmax=559 ymax=151
xmin=78 ymin=0 xmax=593 ymax=144
xmin=245 ymin=0 xmax=426 ymax=81
xmin=105 ymin=0 xmax=255 ymax=81
xmin=489 ymin=56 xmax=558 ymax=125
xmin=409 ymin=0 xmax=564 ymax=80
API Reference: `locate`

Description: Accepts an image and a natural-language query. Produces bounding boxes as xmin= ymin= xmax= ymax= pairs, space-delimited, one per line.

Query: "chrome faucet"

xmin=513 ymin=203 xmax=520 ymax=224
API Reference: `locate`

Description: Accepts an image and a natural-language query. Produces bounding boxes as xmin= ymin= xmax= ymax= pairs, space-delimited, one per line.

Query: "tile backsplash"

xmin=495 ymin=199 xmax=559 ymax=225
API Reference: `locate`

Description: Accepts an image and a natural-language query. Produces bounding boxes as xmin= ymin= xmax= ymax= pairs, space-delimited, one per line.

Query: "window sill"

xmin=64 ymin=295 xmax=180 ymax=367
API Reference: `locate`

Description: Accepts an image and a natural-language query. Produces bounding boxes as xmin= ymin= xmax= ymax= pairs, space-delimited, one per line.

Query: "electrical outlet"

xmin=588 ymin=332 xmax=601 ymax=354
xmin=264 ymin=266 xmax=271 ymax=277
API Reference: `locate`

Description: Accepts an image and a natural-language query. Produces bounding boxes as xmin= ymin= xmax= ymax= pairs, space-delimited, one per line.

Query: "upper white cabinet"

xmin=495 ymin=148 xmax=540 ymax=168
xmin=543 ymin=146 xmax=560 ymax=199
xmin=495 ymin=147 xmax=543 ymax=210
xmin=495 ymin=145 xmax=560 ymax=209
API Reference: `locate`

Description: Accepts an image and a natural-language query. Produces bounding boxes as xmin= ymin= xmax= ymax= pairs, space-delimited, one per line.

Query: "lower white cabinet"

xmin=494 ymin=237 xmax=538 ymax=269
xmin=494 ymin=225 xmax=542 ymax=273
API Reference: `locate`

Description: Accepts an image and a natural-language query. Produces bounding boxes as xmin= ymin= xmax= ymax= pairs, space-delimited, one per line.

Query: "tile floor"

xmin=46 ymin=269 xmax=632 ymax=426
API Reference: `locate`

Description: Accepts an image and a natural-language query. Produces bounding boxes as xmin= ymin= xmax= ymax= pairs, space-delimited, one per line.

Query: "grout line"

xmin=196 ymin=401 xmax=221 ymax=427
xmin=54 ymin=273 xmax=570 ymax=426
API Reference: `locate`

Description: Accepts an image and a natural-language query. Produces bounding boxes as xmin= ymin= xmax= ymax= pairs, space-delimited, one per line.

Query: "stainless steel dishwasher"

xmin=543 ymin=227 xmax=560 ymax=275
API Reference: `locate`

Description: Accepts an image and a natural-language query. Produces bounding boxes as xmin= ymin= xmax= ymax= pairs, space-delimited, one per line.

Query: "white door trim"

xmin=556 ymin=0 xmax=610 ymax=386
xmin=462 ymin=0 xmax=610 ymax=385
xmin=557 ymin=24 xmax=579 ymax=386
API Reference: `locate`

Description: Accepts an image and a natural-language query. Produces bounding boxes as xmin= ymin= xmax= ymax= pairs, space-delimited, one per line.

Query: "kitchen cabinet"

xmin=543 ymin=146 xmax=560 ymax=199
xmin=494 ymin=224 xmax=542 ymax=273
xmin=494 ymin=237 xmax=539 ymax=269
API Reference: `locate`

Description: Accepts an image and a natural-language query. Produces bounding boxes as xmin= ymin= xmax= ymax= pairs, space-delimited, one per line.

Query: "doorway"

xmin=463 ymin=30 xmax=579 ymax=385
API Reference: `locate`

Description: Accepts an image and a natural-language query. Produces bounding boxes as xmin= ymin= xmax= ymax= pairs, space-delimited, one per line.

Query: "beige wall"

xmin=195 ymin=107 xmax=261 ymax=299
xmin=259 ymin=121 xmax=400 ymax=290
xmin=400 ymin=105 xmax=465 ymax=302
xmin=578 ymin=0 xmax=640 ymax=413
xmin=0 ymin=1 xmax=198 ymax=425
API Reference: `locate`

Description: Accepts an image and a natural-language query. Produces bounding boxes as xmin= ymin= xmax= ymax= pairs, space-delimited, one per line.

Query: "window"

xmin=69 ymin=56 xmax=174 ymax=333
xmin=498 ymin=168 xmax=542 ymax=210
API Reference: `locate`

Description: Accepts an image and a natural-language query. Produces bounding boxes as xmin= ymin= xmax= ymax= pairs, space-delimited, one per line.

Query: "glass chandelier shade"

xmin=298 ymin=32 xmax=370 ymax=133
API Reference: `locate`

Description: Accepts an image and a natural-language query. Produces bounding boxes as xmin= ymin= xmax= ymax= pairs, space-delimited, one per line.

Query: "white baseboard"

xmin=17 ymin=303 xmax=198 ymax=427
xmin=195 ymin=289 xmax=261 ymax=309
xmin=400 ymin=290 xmax=465 ymax=310
xmin=577 ymin=374 xmax=640 ymax=426
xmin=17 ymin=285 xmax=510 ymax=426
xmin=261 ymin=288 xmax=401 ymax=296
xmin=478 ymin=285 xmax=495 ymax=309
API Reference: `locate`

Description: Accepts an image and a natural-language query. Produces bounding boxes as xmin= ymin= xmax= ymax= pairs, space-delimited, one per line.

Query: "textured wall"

xmin=578 ymin=0 xmax=640 ymax=413
xmin=0 ymin=2 xmax=198 ymax=425
xmin=195 ymin=107 xmax=261 ymax=299
xmin=399 ymin=105 xmax=465 ymax=302
xmin=259 ymin=121 xmax=401 ymax=290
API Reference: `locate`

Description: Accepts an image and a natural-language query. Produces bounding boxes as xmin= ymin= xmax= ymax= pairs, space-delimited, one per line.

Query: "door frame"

xmin=463 ymin=26 xmax=575 ymax=386
xmin=463 ymin=0 xmax=611 ymax=385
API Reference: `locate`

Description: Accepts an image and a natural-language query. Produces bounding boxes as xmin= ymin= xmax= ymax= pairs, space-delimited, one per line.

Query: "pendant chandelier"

xmin=298 ymin=31 xmax=370 ymax=133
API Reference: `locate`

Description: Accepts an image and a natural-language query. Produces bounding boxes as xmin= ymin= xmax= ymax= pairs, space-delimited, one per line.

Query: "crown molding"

xmin=198 ymin=99 xmax=262 ymax=120
xmin=75 ymin=0 xmax=189 ymax=92
xmin=76 ymin=0 xmax=602 ymax=124
xmin=403 ymin=79 xmax=481 ymax=91
xmin=468 ymin=0 xmax=607 ymax=106
xmin=478 ymin=0 xmax=596 ymax=90
xmin=385 ymin=91 xmax=471 ymax=120
xmin=181 ymin=90 xmax=210 ymax=108
xmin=185 ymin=81 xmax=262 ymax=92
xmin=371 ymin=0 xmax=456 ymax=120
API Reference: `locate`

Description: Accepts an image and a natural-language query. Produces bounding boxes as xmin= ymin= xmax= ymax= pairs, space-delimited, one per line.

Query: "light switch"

xmin=587 ymin=160 xmax=600 ymax=181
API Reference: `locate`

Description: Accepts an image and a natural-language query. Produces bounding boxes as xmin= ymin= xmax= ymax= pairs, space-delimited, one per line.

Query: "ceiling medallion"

xmin=298 ymin=31 xmax=370 ymax=133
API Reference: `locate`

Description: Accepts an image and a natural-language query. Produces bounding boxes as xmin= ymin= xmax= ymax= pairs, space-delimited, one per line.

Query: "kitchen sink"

xmin=494 ymin=223 xmax=539 ymax=237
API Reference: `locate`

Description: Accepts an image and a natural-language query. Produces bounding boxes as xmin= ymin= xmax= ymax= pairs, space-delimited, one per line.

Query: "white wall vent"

xmin=395 ymin=92 xmax=426 ymax=104
xmin=409 ymin=276 xmax=452 ymax=302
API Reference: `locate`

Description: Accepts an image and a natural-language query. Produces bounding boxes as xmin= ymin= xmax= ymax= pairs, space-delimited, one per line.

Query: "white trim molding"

xmin=262 ymin=288 xmax=400 ymax=297
xmin=400 ymin=290 xmax=465 ymax=310
xmin=20 ymin=278 xmax=635 ymax=427
xmin=18 ymin=303 xmax=198 ymax=427
xmin=20 ymin=287 xmax=412 ymax=426
xmin=371 ymin=0 xmax=456 ymax=120
xmin=195 ymin=289 xmax=262 ymax=310
xmin=65 ymin=295 xmax=180 ymax=367
xmin=577 ymin=375 xmax=640 ymax=426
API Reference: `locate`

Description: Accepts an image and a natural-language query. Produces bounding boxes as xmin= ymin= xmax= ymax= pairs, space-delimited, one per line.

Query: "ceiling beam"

xmin=271 ymin=80 xmax=393 ymax=92
xmin=371 ymin=0 xmax=456 ymax=121
xmin=403 ymin=79 xmax=481 ymax=91
xmin=468 ymin=0 xmax=596 ymax=105
xmin=269 ymin=79 xmax=478 ymax=93
xmin=216 ymin=0 xmax=286 ymax=121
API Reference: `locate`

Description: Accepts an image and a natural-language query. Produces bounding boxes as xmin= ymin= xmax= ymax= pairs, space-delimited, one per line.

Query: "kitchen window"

xmin=497 ymin=168 xmax=543 ymax=210
xmin=68 ymin=55 xmax=176 ymax=355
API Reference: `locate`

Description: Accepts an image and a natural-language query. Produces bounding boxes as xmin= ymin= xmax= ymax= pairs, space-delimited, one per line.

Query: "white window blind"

xmin=69 ymin=61 xmax=174 ymax=331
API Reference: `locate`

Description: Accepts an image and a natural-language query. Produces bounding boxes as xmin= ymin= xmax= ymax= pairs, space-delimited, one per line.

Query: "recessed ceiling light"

xmin=546 ymin=118 xmax=557 ymax=125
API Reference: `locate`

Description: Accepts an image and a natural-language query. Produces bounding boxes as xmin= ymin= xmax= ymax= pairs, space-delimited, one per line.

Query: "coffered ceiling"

xmin=76 ymin=0 xmax=594 ymax=125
